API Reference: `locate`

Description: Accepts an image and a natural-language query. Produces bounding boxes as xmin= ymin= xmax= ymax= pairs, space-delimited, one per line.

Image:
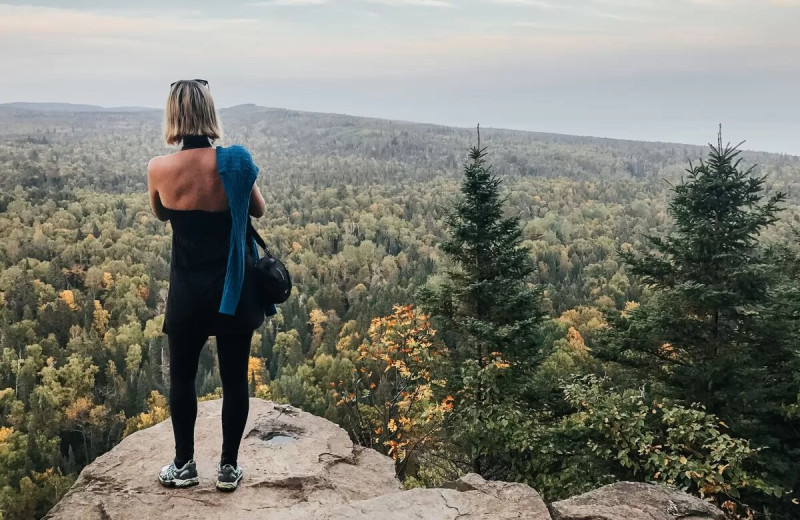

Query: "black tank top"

xmin=160 ymin=136 xmax=265 ymax=336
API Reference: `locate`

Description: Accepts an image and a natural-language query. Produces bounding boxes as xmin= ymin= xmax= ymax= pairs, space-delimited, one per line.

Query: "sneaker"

xmin=158 ymin=459 xmax=199 ymax=488
xmin=216 ymin=463 xmax=243 ymax=492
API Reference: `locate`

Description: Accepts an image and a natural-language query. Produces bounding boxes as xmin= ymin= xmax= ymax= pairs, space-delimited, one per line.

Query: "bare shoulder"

xmin=148 ymin=154 xmax=168 ymax=172
xmin=147 ymin=154 xmax=172 ymax=183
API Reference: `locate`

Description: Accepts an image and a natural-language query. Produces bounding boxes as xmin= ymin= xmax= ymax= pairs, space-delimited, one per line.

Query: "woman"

xmin=147 ymin=79 xmax=267 ymax=492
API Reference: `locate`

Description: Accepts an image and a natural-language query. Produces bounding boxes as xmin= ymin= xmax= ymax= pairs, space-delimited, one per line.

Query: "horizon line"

xmin=1 ymin=101 xmax=796 ymax=158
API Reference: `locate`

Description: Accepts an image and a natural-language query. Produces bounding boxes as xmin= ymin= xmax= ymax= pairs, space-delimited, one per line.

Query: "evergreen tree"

xmin=598 ymin=131 xmax=799 ymax=514
xmin=420 ymin=139 xmax=544 ymax=477
xmin=605 ymin=131 xmax=785 ymax=408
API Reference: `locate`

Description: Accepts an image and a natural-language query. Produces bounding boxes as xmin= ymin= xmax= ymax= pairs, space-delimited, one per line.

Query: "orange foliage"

xmin=337 ymin=304 xmax=450 ymax=464
xmin=59 ymin=290 xmax=79 ymax=311
xmin=65 ymin=397 xmax=93 ymax=422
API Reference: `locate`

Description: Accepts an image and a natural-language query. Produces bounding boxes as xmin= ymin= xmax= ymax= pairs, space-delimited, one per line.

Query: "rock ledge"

xmin=45 ymin=399 xmax=724 ymax=520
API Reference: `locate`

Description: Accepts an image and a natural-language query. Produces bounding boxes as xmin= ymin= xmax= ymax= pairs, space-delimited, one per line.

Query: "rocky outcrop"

xmin=268 ymin=472 xmax=551 ymax=519
xmin=45 ymin=398 xmax=725 ymax=520
xmin=550 ymin=481 xmax=726 ymax=520
xmin=44 ymin=398 xmax=549 ymax=520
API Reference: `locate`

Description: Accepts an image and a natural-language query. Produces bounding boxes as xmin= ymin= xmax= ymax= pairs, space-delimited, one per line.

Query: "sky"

xmin=0 ymin=0 xmax=798 ymax=154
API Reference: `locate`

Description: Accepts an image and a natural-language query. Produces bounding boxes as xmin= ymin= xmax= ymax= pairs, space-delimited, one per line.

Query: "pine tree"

xmin=420 ymin=137 xmax=544 ymax=477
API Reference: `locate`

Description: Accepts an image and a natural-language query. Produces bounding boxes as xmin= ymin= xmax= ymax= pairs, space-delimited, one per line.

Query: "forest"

xmin=0 ymin=103 xmax=798 ymax=519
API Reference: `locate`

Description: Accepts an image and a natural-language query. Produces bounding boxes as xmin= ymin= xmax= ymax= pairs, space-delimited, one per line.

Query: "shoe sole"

xmin=159 ymin=476 xmax=200 ymax=488
xmin=216 ymin=475 xmax=242 ymax=492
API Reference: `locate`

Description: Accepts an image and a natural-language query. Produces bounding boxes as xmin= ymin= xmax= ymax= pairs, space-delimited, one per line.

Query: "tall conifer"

xmin=420 ymin=136 xmax=544 ymax=476
xmin=599 ymin=131 xmax=799 ymax=513
xmin=607 ymin=131 xmax=785 ymax=409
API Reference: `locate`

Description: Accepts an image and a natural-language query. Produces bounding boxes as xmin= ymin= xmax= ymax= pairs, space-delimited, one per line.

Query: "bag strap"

xmin=247 ymin=219 xmax=273 ymax=258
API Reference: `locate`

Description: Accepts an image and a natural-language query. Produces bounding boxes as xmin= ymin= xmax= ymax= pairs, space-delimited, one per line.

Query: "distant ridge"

xmin=0 ymin=102 xmax=159 ymax=113
xmin=1 ymin=102 xmax=795 ymax=157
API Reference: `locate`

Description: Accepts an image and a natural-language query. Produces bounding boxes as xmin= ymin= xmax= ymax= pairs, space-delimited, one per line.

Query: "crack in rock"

xmin=317 ymin=452 xmax=357 ymax=467
xmin=440 ymin=490 xmax=468 ymax=520
xmin=247 ymin=475 xmax=335 ymax=492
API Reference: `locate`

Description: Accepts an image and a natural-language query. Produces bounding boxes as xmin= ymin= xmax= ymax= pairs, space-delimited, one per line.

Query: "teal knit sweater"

xmin=216 ymin=145 xmax=277 ymax=317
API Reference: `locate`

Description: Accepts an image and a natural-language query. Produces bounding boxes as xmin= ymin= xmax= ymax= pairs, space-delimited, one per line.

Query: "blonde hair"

xmin=163 ymin=80 xmax=222 ymax=145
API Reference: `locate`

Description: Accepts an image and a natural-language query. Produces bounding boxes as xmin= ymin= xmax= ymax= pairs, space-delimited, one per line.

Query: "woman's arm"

xmin=249 ymin=183 xmax=266 ymax=218
xmin=147 ymin=159 xmax=170 ymax=222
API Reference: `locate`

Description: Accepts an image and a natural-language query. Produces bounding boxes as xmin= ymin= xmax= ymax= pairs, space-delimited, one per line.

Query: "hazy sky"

xmin=1 ymin=0 xmax=798 ymax=153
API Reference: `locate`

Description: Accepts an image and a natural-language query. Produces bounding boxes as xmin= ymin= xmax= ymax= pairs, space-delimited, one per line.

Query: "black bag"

xmin=248 ymin=221 xmax=292 ymax=304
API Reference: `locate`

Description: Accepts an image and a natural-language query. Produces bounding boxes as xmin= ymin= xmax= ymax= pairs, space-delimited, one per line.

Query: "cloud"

xmin=250 ymin=0 xmax=328 ymax=5
xmin=690 ymin=0 xmax=800 ymax=5
xmin=513 ymin=21 xmax=610 ymax=33
xmin=490 ymin=0 xmax=650 ymax=21
xmin=367 ymin=0 xmax=453 ymax=6
xmin=483 ymin=0 xmax=563 ymax=7
xmin=0 ymin=0 xmax=797 ymax=88
xmin=0 ymin=4 xmax=263 ymax=39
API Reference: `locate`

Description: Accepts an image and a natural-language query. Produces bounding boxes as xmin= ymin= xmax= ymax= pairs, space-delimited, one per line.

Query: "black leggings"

xmin=167 ymin=330 xmax=253 ymax=468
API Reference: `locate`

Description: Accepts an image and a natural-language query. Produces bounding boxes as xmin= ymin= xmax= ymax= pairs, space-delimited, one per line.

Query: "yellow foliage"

xmin=93 ymin=300 xmax=109 ymax=335
xmin=594 ymin=295 xmax=615 ymax=310
xmin=254 ymin=384 xmax=271 ymax=400
xmin=199 ymin=388 xmax=223 ymax=401
xmin=336 ymin=333 xmax=359 ymax=352
xmin=59 ymin=290 xmax=79 ymax=311
xmin=248 ymin=357 xmax=266 ymax=385
xmin=123 ymin=391 xmax=169 ymax=437
xmin=565 ymin=327 xmax=592 ymax=357
xmin=622 ymin=301 xmax=640 ymax=317
xmin=0 ymin=426 xmax=14 ymax=443
xmin=65 ymin=397 xmax=93 ymax=422
xmin=339 ymin=304 xmax=449 ymax=463
xmin=558 ymin=306 xmax=607 ymax=331
xmin=309 ymin=309 xmax=328 ymax=348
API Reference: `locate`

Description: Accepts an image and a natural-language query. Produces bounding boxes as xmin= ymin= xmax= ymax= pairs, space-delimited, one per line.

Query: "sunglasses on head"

xmin=170 ymin=79 xmax=209 ymax=88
